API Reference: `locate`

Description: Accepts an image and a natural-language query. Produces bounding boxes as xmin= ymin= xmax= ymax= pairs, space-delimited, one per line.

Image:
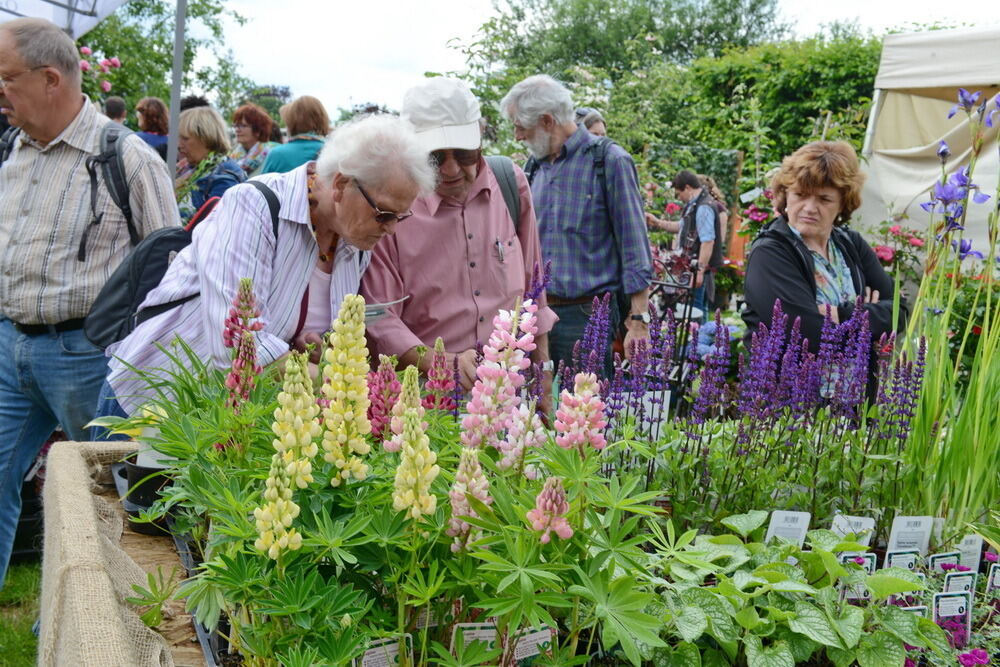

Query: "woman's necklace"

xmin=307 ymin=172 xmax=337 ymax=262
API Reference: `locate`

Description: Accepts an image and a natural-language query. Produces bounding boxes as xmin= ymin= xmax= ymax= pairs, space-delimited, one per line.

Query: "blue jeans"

xmin=0 ymin=318 xmax=109 ymax=588
xmin=548 ymin=293 xmax=621 ymax=381
xmin=89 ymin=379 xmax=130 ymax=441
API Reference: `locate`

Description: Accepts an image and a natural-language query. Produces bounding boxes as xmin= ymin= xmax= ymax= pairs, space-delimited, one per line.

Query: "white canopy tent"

xmin=1 ymin=0 xmax=188 ymax=167
xmin=860 ymin=25 xmax=1000 ymax=253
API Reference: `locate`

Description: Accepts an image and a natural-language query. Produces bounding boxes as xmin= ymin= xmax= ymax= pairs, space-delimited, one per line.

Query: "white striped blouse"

xmin=107 ymin=164 xmax=371 ymax=415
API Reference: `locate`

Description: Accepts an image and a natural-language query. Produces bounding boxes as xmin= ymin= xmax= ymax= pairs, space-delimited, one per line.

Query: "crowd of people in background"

xmin=0 ymin=15 xmax=905 ymax=591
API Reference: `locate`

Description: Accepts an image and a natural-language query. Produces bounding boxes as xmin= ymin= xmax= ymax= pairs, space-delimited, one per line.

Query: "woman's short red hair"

xmin=770 ymin=141 xmax=865 ymax=226
xmin=232 ymin=103 xmax=274 ymax=144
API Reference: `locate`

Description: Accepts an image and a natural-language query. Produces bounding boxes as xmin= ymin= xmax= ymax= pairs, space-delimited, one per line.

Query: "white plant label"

xmin=765 ymin=510 xmax=811 ymax=547
xmin=944 ymin=572 xmax=977 ymax=599
xmin=513 ymin=625 xmax=555 ymax=664
xmin=901 ymin=605 xmax=928 ymax=617
xmin=884 ymin=549 xmax=920 ymax=571
xmin=451 ymin=623 xmax=498 ymax=652
xmin=888 ymin=516 xmax=933 ymax=554
xmin=830 ymin=514 xmax=875 ymax=546
xmin=839 ymin=552 xmax=876 ymax=600
xmin=354 ymin=635 xmax=413 ymax=667
xmin=958 ymin=534 xmax=984 ymax=571
xmin=928 ymin=551 xmax=961 ymax=572
xmin=932 ymin=592 xmax=972 ymax=647
xmin=988 ymin=563 xmax=1000 ymax=592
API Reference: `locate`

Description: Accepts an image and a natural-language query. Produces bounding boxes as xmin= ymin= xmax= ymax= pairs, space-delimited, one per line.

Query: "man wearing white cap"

xmin=361 ymin=77 xmax=556 ymax=404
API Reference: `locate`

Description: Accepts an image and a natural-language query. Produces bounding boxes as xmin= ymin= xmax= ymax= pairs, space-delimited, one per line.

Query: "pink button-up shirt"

xmin=361 ymin=158 xmax=556 ymax=358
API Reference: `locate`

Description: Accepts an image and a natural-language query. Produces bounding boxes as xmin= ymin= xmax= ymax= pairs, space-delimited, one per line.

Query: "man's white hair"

xmin=315 ymin=114 xmax=436 ymax=194
xmin=500 ymin=75 xmax=575 ymax=128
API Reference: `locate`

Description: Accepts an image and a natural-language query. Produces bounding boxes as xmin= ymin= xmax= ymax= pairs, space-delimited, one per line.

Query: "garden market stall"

xmin=859 ymin=25 xmax=1000 ymax=249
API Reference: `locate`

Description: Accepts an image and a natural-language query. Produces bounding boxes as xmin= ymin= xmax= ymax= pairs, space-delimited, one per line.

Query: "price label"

xmin=831 ymin=514 xmax=875 ymax=546
xmin=765 ymin=510 xmax=811 ymax=547
xmin=944 ymin=572 xmax=977 ymax=598
xmin=957 ymin=534 xmax=984 ymax=571
xmin=932 ymin=592 xmax=972 ymax=647
xmin=888 ymin=516 xmax=933 ymax=555
xmin=988 ymin=563 xmax=1000 ymax=592
xmin=839 ymin=553 xmax=876 ymax=601
xmin=353 ymin=635 xmax=413 ymax=667
xmin=451 ymin=623 xmax=498 ymax=653
xmin=928 ymin=551 xmax=961 ymax=573
xmin=884 ymin=549 xmax=920 ymax=571
xmin=513 ymin=625 xmax=555 ymax=665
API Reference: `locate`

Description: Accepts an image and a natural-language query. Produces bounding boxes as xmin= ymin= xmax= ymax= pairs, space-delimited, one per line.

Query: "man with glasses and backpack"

xmin=0 ymin=18 xmax=179 ymax=589
xmin=361 ymin=78 xmax=556 ymax=407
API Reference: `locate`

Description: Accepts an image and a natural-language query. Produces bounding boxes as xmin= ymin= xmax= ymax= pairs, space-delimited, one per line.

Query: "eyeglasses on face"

xmin=354 ymin=180 xmax=413 ymax=225
xmin=234 ymin=122 xmax=251 ymax=129
xmin=431 ymin=148 xmax=481 ymax=167
xmin=0 ymin=65 xmax=49 ymax=88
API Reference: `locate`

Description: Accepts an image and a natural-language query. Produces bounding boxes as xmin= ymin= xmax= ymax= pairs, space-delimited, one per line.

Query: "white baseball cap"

xmin=401 ymin=77 xmax=481 ymax=152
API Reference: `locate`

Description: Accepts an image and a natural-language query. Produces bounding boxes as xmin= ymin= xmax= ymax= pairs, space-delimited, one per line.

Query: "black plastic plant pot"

xmin=112 ymin=460 xmax=169 ymax=536
xmin=124 ymin=456 xmax=169 ymax=507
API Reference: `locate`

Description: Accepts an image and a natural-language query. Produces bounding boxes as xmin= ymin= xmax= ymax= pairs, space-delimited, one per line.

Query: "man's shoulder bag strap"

xmin=0 ymin=126 xmax=20 ymax=166
xmin=78 ymin=123 xmax=136 ymax=261
xmin=484 ymin=154 xmax=521 ymax=234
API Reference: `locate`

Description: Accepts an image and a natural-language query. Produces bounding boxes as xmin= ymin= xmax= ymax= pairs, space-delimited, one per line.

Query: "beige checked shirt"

xmin=0 ymin=99 xmax=179 ymax=324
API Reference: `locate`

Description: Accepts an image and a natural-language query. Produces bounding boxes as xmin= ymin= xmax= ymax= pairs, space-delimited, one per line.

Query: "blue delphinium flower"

xmin=948 ymin=88 xmax=981 ymax=119
xmin=986 ymin=94 xmax=1000 ymax=128
xmin=951 ymin=238 xmax=984 ymax=260
xmin=937 ymin=140 xmax=950 ymax=162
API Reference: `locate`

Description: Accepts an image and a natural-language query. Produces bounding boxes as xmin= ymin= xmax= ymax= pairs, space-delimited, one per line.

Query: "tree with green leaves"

xmin=79 ymin=0 xmax=254 ymax=117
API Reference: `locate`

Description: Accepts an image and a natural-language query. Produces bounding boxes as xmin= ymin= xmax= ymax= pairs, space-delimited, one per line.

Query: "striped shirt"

xmin=0 ymin=99 xmax=179 ymax=324
xmin=107 ymin=164 xmax=371 ymax=415
xmin=529 ymin=126 xmax=652 ymax=298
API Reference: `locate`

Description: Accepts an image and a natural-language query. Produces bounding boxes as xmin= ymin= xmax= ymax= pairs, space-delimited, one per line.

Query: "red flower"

xmin=908 ymin=236 xmax=925 ymax=247
xmin=665 ymin=202 xmax=681 ymax=216
xmin=889 ymin=224 xmax=902 ymax=235
xmin=973 ymin=325 xmax=982 ymax=335
xmin=874 ymin=245 xmax=895 ymax=262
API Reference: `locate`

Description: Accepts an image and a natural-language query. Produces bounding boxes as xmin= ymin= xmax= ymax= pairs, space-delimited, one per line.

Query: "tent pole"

xmin=862 ymin=89 xmax=884 ymax=159
xmin=165 ymin=0 xmax=188 ymax=170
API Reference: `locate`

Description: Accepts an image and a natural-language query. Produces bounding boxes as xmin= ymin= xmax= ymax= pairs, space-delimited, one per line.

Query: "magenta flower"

xmin=958 ymin=648 xmax=990 ymax=665
xmin=79 ymin=46 xmax=92 ymax=55
xmin=79 ymin=59 xmax=91 ymax=72
xmin=851 ymin=556 xmax=866 ymax=565
xmin=100 ymin=80 xmax=112 ymax=93
xmin=223 ymin=278 xmax=264 ymax=411
xmin=422 ymin=338 xmax=456 ymax=411
xmin=109 ymin=56 xmax=121 ymax=68
xmin=956 ymin=564 xmax=971 ymax=572
xmin=874 ymin=245 xmax=895 ymax=262
xmin=985 ymin=552 xmax=998 ymax=563
xmin=940 ymin=562 xmax=957 ymax=571
xmin=526 ymin=477 xmax=573 ymax=544
xmin=554 ymin=372 xmax=608 ymax=455
xmin=367 ymin=355 xmax=401 ymax=442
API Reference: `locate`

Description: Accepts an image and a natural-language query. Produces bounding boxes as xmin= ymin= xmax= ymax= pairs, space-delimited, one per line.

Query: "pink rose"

xmin=888 ymin=224 xmax=902 ymax=235
xmin=110 ymin=57 xmax=121 ymax=68
xmin=908 ymin=236 xmax=925 ymax=247
xmin=874 ymin=245 xmax=895 ymax=262
xmin=100 ymin=80 xmax=112 ymax=93
xmin=79 ymin=46 xmax=92 ymax=55
xmin=99 ymin=64 xmax=109 ymax=74
xmin=100 ymin=58 xmax=111 ymax=68
xmin=79 ymin=59 xmax=91 ymax=72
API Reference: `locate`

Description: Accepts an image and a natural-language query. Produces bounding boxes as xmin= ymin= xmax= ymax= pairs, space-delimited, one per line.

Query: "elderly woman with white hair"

xmin=98 ymin=114 xmax=436 ymax=418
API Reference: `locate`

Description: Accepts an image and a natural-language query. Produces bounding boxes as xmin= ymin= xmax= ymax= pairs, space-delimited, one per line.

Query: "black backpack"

xmin=0 ymin=122 xmax=136 ymax=261
xmin=84 ymin=180 xmax=281 ymax=350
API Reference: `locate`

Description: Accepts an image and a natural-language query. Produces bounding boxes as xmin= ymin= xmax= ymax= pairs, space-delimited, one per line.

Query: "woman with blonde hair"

xmin=175 ymin=106 xmax=245 ymax=221
xmin=262 ymin=95 xmax=331 ymax=173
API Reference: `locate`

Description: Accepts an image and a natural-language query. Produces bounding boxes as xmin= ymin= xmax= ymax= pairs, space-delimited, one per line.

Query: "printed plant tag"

xmin=830 ymin=514 xmax=875 ymax=546
xmin=932 ymin=591 xmax=972 ymax=648
xmin=887 ymin=572 xmax=926 ymax=606
xmin=927 ymin=551 xmax=961 ymax=573
xmin=988 ymin=563 xmax=1000 ymax=593
xmin=765 ymin=510 xmax=811 ymax=547
xmin=944 ymin=572 xmax=977 ymax=599
xmin=353 ymin=635 xmax=413 ymax=667
xmin=888 ymin=516 xmax=933 ymax=554
xmin=513 ymin=625 xmax=555 ymax=665
xmin=900 ymin=605 xmax=928 ymax=617
xmin=957 ymin=534 xmax=984 ymax=571
xmin=884 ymin=549 xmax=920 ymax=571
xmin=839 ymin=552 xmax=876 ymax=601
xmin=451 ymin=623 xmax=499 ymax=653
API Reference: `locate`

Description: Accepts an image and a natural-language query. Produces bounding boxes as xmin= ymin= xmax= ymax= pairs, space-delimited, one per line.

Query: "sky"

xmin=212 ymin=0 xmax=998 ymax=116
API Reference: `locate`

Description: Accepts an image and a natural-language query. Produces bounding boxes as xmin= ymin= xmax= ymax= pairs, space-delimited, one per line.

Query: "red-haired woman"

xmin=230 ymin=103 xmax=274 ymax=177
xmin=135 ymin=96 xmax=169 ymax=160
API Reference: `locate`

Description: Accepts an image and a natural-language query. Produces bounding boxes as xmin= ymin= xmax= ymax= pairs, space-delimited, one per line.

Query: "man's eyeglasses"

xmin=355 ymin=180 xmax=413 ymax=225
xmin=0 ymin=65 xmax=49 ymax=88
xmin=431 ymin=149 xmax=481 ymax=167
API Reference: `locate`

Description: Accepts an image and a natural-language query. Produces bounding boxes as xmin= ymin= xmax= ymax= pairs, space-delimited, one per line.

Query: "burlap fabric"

xmin=38 ymin=441 xmax=173 ymax=667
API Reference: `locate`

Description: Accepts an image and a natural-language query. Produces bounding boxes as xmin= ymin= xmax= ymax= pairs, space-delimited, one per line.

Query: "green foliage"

xmin=125 ymin=566 xmax=181 ymax=628
xmin=81 ymin=0 xmax=253 ymax=116
xmin=0 ymin=562 xmax=40 ymax=666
